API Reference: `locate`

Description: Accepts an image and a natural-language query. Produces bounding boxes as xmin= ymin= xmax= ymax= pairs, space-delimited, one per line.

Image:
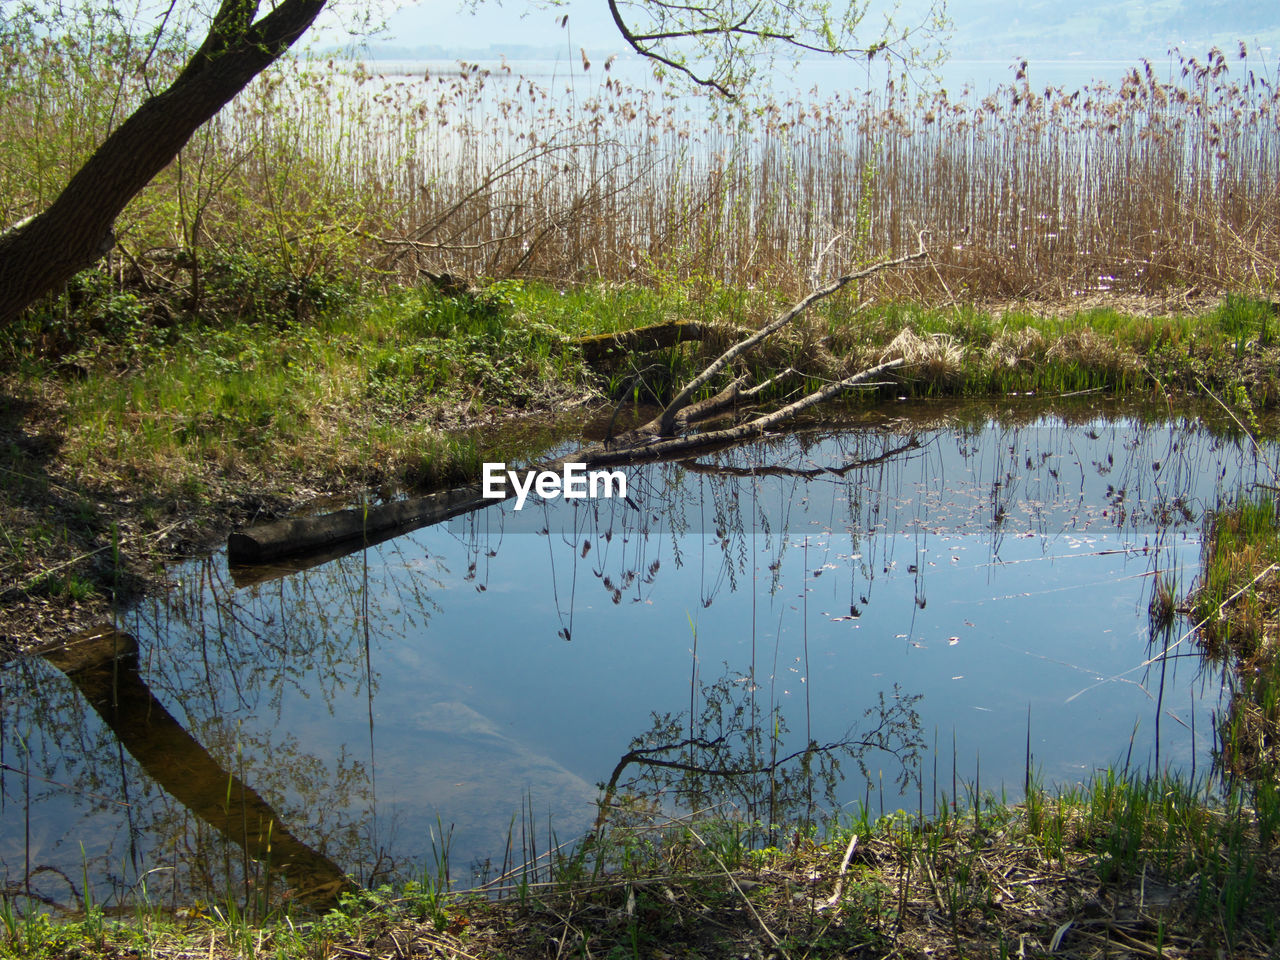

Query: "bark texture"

xmin=0 ymin=0 xmax=326 ymax=325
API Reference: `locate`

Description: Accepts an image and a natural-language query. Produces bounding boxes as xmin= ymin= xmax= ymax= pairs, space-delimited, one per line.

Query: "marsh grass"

xmin=1190 ymin=497 xmax=1280 ymax=657
xmin=4 ymin=767 xmax=1278 ymax=959
xmin=1186 ymin=496 xmax=1280 ymax=791
xmin=2 ymin=41 xmax=1278 ymax=327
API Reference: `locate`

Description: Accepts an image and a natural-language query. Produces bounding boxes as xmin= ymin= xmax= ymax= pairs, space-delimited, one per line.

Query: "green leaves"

xmin=609 ymin=0 xmax=949 ymax=98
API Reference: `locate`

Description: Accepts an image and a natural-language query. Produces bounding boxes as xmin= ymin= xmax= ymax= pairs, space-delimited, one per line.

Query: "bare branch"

xmin=602 ymin=0 xmax=950 ymax=96
xmin=655 ymin=232 xmax=927 ymax=436
xmin=678 ymin=436 xmax=923 ymax=479
xmin=585 ymin=358 xmax=905 ymax=467
xmin=605 ymin=0 xmax=736 ymax=96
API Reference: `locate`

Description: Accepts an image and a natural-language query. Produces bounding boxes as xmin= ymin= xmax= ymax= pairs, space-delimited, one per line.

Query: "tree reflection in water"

xmin=42 ymin=629 xmax=354 ymax=908
xmin=596 ymin=668 xmax=923 ymax=846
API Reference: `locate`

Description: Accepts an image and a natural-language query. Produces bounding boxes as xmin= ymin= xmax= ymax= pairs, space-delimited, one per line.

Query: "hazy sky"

xmin=327 ymin=0 xmax=1278 ymax=58
xmin=317 ymin=0 xmax=625 ymax=52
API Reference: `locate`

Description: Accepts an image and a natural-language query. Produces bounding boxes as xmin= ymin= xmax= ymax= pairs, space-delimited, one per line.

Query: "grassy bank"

xmin=4 ymin=275 xmax=1280 ymax=653
xmin=9 ymin=280 xmax=1280 ymax=503
xmin=1186 ymin=495 xmax=1280 ymax=794
xmin=2 ymin=768 xmax=1278 ymax=958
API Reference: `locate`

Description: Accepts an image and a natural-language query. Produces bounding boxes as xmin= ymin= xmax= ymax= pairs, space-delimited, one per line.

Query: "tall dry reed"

xmin=2 ymin=42 xmax=1277 ymax=303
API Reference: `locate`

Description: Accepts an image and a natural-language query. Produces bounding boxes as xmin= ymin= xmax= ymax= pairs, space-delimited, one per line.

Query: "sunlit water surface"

xmin=2 ymin=401 xmax=1273 ymax=907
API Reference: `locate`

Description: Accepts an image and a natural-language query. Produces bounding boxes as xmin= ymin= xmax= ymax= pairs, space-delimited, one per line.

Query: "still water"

xmin=1 ymin=401 xmax=1271 ymax=908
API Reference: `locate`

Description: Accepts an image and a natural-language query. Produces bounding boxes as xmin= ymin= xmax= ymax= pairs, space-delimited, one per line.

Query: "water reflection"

xmin=1 ymin=402 xmax=1267 ymax=910
xmin=41 ymin=630 xmax=353 ymax=907
xmin=596 ymin=668 xmax=924 ymax=846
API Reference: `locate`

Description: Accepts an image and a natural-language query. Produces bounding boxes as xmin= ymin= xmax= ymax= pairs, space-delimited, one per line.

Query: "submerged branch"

xmin=679 ymin=436 xmax=923 ymax=479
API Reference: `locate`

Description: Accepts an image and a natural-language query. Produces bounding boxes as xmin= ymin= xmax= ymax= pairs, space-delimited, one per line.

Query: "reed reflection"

xmin=1 ymin=403 xmax=1266 ymax=911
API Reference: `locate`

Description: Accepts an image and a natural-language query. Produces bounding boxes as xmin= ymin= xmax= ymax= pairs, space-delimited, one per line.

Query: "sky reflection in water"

xmin=2 ymin=403 xmax=1269 ymax=907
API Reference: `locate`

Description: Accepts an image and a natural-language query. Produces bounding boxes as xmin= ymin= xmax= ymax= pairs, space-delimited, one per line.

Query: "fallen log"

xmin=228 ymin=235 xmax=928 ymax=567
xmin=577 ymin=358 xmax=904 ymax=467
xmin=575 ymin=320 xmax=752 ymax=364
xmin=227 ymin=484 xmax=494 ymax=564
xmin=228 ymin=509 xmax=469 ymax=587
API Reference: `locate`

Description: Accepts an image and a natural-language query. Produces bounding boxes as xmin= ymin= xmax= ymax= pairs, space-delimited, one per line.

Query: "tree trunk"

xmin=0 ymin=0 xmax=326 ymax=325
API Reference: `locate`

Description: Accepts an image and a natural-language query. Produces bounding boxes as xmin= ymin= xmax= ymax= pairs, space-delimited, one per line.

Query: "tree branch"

xmin=678 ymin=436 xmax=923 ymax=479
xmin=605 ymin=0 xmax=737 ymax=96
xmin=655 ymin=232 xmax=928 ymax=436
xmin=584 ymin=359 xmax=905 ymax=467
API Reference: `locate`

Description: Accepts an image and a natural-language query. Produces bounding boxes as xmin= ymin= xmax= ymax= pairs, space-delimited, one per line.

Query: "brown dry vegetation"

xmin=2 ymin=44 xmax=1278 ymax=313
xmin=14 ymin=796 xmax=1280 ymax=959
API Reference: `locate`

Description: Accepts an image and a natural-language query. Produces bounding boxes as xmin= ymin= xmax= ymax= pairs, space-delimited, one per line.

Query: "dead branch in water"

xmin=227 ymin=237 xmax=928 ymax=565
xmin=647 ymin=232 xmax=927 ymax=439
xmin=578 ymin=358 xmax=906 ymax=467
xmin=677 ymin=436 xmax=923 ymax=480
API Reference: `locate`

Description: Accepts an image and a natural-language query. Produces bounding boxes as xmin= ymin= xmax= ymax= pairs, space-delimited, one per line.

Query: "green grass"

xmin=9 ymin=266 xmax=1280 ymax=503
xmin=9 ymin=277 xmax=609 ymax=497
xmin=1183 ymin=496 xmax=1280 ymax=793
xmin=2 ymin=769 xmax=1277 ymax=959
xmin=1190 ymin=497 xmax=1280 ymax=655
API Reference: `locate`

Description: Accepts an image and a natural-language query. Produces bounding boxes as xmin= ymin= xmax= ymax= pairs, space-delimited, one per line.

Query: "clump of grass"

xmin=880 ymin=327 xmax=966 ymax=391
xmin=1186 ymin=496 xmax=1280 ymax=784
xmin=1189 ymin=497 xmax=1280 ymax=657
xmin=1045 ymin=326 xmax=1140 ymax=385
xmin=1215 ymin=293 xmax=1278 ymax=355
xmin=1149 ymin=569 xmax=1179 ymax=635
xmin=983 ymin=325 xmax=1046 ymax=372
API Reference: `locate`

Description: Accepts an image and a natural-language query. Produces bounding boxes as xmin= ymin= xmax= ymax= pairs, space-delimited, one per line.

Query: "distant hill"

xmin=944 ymin=0 xmax=1280 ymax=59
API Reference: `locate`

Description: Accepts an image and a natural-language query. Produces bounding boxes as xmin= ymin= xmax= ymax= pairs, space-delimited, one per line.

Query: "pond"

xmin=1 ymin=399 xmax=1272 ymax=910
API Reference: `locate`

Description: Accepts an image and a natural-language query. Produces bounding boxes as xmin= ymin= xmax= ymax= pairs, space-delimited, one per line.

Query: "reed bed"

xmin=2 ymin=41 xmax=1278 ymax=310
